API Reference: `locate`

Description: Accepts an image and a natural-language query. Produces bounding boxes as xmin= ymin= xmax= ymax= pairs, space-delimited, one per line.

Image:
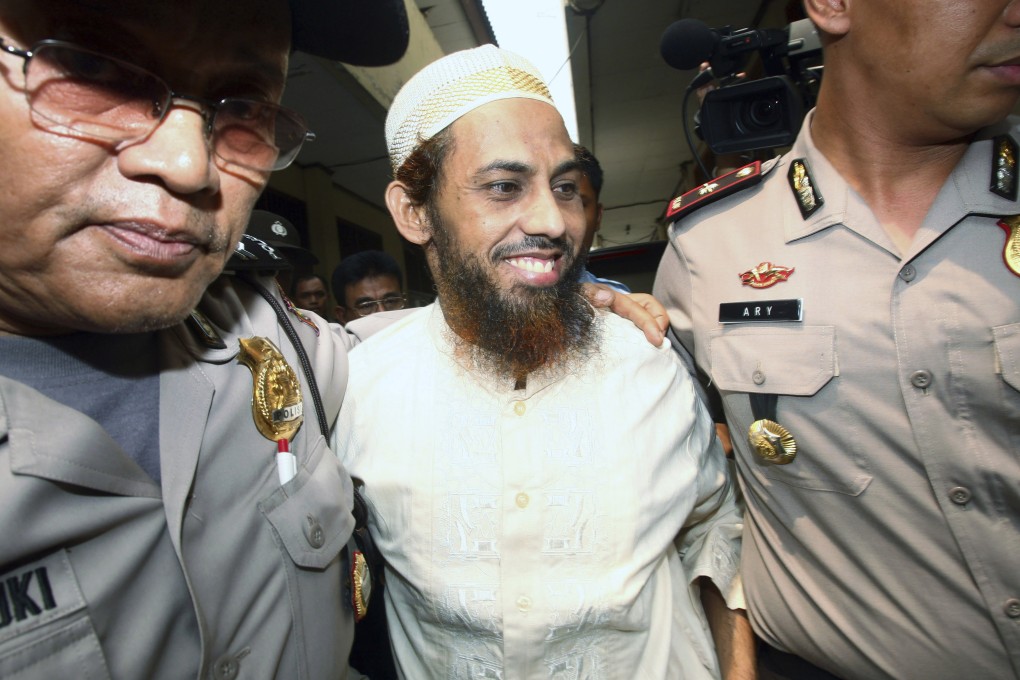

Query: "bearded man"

xmin=332 ymin=46 xmax=753 ymax=680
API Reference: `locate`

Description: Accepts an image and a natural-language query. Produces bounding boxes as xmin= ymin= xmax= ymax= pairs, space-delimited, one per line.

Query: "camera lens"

xmin=739 ymin=97 xmax=782 ymax=131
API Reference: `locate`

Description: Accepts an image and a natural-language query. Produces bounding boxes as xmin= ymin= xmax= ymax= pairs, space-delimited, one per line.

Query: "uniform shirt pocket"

xmin=260 ymin=435 xmax=354 ymax=570
xmin=0 ymin=549 xmax=111 ymax=679
xmin=710 ymin=326 xmax=873 ymax=495
xmin=993 ymin=322 xmax=1020 ymax=393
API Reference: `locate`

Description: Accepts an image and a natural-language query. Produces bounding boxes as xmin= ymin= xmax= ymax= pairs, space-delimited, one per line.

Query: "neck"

xmin=810 ymin=88 xmax=974 ymax=252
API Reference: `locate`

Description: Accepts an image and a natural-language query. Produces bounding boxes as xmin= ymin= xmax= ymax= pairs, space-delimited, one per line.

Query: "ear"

xmin=594 ymin=202 xmax=604 ymax=232
xmin=385 ymin=181 xmax=431 ymax=246
xmin=802 ymin=0 xmax=850 ymax=37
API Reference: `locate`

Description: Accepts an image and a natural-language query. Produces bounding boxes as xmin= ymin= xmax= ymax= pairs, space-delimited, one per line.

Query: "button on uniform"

xmin=304 ymin=514 xmax=325 ymax=549
xmin=513 ymin=401 xmax=526 ymax=416
xmin=516 ymin=596 xmax=531 ymax=612
xmin=948 ymin=486 xmax=971 ymax=505
xmin=212 ymin=654 xmax=240 ymax=680
xmin=910 ymin=370 xmax=933 ymax=389
xmin=1004 ymin=598 xmax=1020 ymax=619
xmin=752 ymin=369 xmax=766 ymax=386
xmin=899 ymin=264 xmax=917 ymax=282
xmin=515 ymin=492 xmax=529 ymax=509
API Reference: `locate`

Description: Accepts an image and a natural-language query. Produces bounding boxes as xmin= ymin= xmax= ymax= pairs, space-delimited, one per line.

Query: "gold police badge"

xmin=748 ymin=419 xmax=797 ymax=465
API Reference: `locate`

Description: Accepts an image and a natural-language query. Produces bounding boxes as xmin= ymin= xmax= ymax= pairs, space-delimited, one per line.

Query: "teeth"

xmin=507 ymin=257 xmax=553 ymax=273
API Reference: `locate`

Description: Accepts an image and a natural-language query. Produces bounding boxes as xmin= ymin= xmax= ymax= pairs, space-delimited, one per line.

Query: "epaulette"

xmin=665 ymin=160 xmax=766 ymax=222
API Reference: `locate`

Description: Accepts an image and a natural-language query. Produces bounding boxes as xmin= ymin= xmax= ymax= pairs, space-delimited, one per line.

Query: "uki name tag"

xmin=719 ymin=298 xmax=803 ymax=324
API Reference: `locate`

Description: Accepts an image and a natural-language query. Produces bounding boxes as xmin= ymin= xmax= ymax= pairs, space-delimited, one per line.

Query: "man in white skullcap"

xmin=333 ymin=45 xmax=753 ymax=679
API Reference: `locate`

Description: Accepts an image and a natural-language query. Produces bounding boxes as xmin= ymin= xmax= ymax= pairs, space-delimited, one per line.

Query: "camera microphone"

xmin=660 ymin=18 xmax=789 ymax=77
xmin=659 ymin=19 xmax=718 ymax=71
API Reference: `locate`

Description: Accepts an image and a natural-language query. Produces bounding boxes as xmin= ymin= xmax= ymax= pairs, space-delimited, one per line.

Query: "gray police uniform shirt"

xmin=654 ymin=111 xmax=1020 ymax=680
xmin=0 ymin=275 xmax=366 ymax=679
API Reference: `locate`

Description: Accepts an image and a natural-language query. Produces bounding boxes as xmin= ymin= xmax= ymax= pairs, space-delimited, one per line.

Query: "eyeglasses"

xmin=0 ymin=37 xmax=314 ymax=172
xmin=354 ymin=295 xmax=406 ymax=316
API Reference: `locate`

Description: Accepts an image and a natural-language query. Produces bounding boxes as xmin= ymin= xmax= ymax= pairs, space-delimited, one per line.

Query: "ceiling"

xmin=279 ymin=0 xmax=797 ymax=252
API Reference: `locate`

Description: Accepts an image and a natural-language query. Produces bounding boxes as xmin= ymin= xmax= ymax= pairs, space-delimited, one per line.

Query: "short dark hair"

xmin=331 ymin=250 xmax=403 ymax=299
xmin=290 ymin=273 xmax=326 ymax=298
xmin=574 ymin=144 xmax=603 ymax=196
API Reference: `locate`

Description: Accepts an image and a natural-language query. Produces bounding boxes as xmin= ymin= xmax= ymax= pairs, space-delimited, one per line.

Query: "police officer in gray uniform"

xmin=655 ymin=1 xmax=1020 ymax=679
xmin=0 ymin=1 xmax=409 ymax=677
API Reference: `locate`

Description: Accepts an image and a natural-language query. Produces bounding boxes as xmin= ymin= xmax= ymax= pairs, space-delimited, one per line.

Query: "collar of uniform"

xmin=0 ymin=374 xmax=161 ymax=497
xmin=782 ymin=113 xmax=1020 ymax=245
xmin=779 ymin=109 xmax=877 ymax=246
xmin=948 ymin=117 xmax=1020 ymax=216
xmin=168 ymin=276 xmax=262 ymax=365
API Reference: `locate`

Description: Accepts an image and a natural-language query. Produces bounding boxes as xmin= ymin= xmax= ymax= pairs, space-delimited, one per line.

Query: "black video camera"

xmin=662 ymin=18 xmax=823 ymax=155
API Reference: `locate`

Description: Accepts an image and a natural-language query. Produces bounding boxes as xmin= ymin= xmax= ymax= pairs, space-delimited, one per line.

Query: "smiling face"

xmin=815 ymin=0 xmax=1020 ymax=141
xmin=388 ymin=97 xmax=596 ymax=381
xmin=0 ymin=0 xmax=291 ymax=334
xmin=423 ymin=98 xmax=586 ymax=296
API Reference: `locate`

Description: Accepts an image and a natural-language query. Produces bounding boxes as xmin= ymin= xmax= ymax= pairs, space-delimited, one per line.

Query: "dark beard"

xmin=429 ymin=220 xmax=598 ymax=384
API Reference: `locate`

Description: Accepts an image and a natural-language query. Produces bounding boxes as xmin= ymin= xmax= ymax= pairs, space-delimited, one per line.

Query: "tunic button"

xmin=515 ymin=492 xmax=530 ymax=509
xmin=752 ymin=370 xmax=766 ymax=386
xmin=212 ymin=655 xmax=240 ymax=680
xmin=910 ymin=370 xmax=933 ymax=389
xmin=948 ymin=486 xmax=971 ymax=505
xmin=304 ymin=514 xmax=325 ymax=549
xmin=899 ymin=264 xmax=917 ymax=282
xmin=513 ymin=401 xmax=526 ymax=416
xmin=1004 ymin=599 xmax=1020 ymax=619
xmin=516 ymin=596 xmax=532 ymax=612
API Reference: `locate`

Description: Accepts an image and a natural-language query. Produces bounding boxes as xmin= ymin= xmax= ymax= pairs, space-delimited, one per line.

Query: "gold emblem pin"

xmin=788 ymin=159 xmax=823 ymax=219
xmin=997 ymin=215 xmax=1020 ymax=277
xmin=739 ymin=261 xmax=795 ymax=289
xmin=238 ymin=337 xmax=304 ymax=444
xmin=748 ymin=419 xmax=797 ymax=465
xmin=991 ymin=135 xmax=1019 ymax=200
xmin=349 ymin=550 xmax=372 ymax=622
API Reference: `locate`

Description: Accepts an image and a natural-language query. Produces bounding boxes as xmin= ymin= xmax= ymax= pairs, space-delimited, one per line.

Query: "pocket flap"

xmin=261 ymin=438 xmax=355 ymax=570
xmin=710 ymin=326 xmax=836 ymax=395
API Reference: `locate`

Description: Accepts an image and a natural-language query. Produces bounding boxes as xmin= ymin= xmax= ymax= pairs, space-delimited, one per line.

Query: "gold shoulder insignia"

xmin=788 ymin=158 xmax=824 ymax=219
xmin=185 ymin=309 xmax=226 ymax=350
xmin=991 ymin=135 xmax=1018 ymax=201
xmin=665 ymin=161 xmax=764 ymax=222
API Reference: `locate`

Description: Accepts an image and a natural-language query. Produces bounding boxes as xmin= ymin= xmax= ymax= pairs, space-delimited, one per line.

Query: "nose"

xmin=518 ymin=186 xmax=569 ymax=240
xmin=1006 ymin=0 xmax=1020 ymax=26
xmin=115 ymin=102 xmax=220 ymax=195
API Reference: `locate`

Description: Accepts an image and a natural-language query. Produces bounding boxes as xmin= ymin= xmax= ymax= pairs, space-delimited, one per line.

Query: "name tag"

xmin=719 ymin=299 xmax=803 ymax=323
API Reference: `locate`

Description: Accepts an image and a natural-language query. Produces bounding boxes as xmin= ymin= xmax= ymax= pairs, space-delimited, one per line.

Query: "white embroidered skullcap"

xmin=385 ymin=44 xmax=556 ymax=172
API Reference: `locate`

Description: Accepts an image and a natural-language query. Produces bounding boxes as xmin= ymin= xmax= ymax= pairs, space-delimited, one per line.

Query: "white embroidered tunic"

xmin=334 ymin=303 xmax=743 ymax=679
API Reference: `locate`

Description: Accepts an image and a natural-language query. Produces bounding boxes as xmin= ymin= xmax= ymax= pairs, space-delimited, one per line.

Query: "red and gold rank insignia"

xmin=997 ymin=215 xmax=1020 ymax=277
xmin=665 ymin=161 xmax=763 ymax=222
xmin=739 ymin=261 xmax=795 ymax=289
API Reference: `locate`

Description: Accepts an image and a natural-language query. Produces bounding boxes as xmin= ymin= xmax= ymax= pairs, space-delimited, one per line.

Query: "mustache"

xmin=974 ymin=39 xmax=1020 ymax=65
xmin=490 ymin=235 xmax=571 ymax=263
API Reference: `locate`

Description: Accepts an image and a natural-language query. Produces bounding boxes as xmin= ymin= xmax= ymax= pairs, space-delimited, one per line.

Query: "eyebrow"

xmin=472 ymin=158 xmax=582 ymax=181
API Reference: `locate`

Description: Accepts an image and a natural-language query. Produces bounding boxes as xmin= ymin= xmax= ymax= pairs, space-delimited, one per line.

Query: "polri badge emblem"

xmin=748 ymin=419 xmax=797 ymax=465
xmin=739 ymin=261 xmax=795 ymax=289
xmin=991 ymin=135 xmax=1019 ymax=200
xmin=238 ymin=337 xmax=304 ymax=445
xmin=788 ymin=159 xmax=823 ymax=219
xmin=996 ymin=215 xmax=1020 ymax=277
xmin=349 ymin=550 xmax=372 ymax=622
